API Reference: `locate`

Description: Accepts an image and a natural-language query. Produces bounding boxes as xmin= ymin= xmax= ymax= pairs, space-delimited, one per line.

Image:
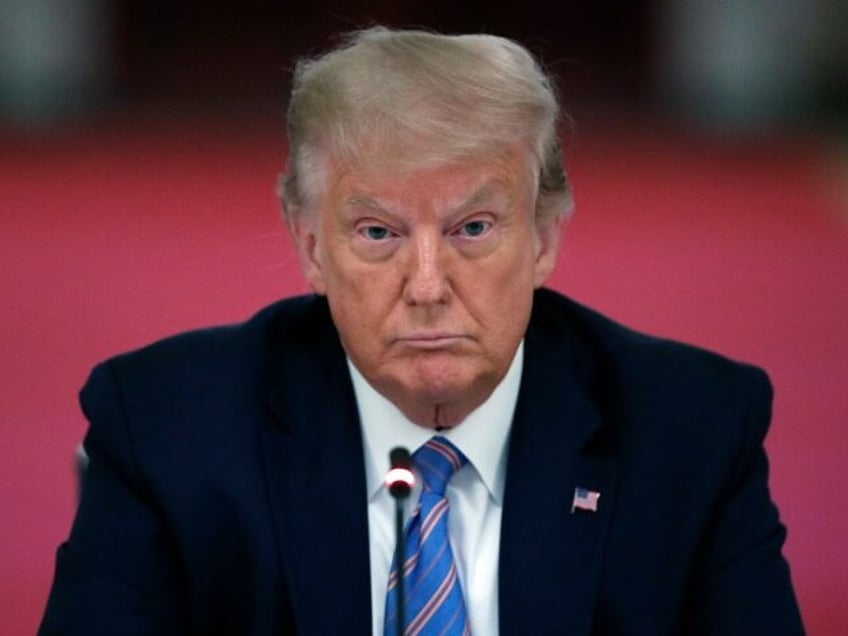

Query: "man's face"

xmin=291 ymin=148 xmax=561 ymax=428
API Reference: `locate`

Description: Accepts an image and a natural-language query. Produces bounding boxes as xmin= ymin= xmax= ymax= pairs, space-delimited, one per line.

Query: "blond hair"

xmin=280 ymin=27 xmax=572 ymax=222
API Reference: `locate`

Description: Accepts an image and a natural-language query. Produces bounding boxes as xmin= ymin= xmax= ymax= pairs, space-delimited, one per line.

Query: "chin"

xmin=406 ymin=357 xmax=495 ymax=402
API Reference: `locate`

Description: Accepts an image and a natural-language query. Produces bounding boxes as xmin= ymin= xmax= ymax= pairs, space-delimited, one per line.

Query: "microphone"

xmin=386 ymin=447 xmax=414 ymax=636
xmin=386 ymin=447 xmax=414 ymax=498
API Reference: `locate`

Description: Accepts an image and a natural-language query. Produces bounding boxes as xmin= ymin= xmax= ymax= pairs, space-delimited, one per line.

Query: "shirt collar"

xmin=351 ymin=341 xmax=523 ymax=505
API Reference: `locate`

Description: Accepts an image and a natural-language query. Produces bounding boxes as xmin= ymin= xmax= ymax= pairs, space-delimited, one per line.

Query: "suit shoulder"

xmin=532 ymin=288 xmax=772 ymax=411
xmin=77 ymin=293 xmax=340 ymax=482
xmin=80 ymin=295 xmax=333 ymax=425
xmin=98 ymin=294 xmax=322 ymax=374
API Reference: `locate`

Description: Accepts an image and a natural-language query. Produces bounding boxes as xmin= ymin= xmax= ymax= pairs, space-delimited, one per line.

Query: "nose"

xmin=403 ymin=231 xmax=450 ymax=306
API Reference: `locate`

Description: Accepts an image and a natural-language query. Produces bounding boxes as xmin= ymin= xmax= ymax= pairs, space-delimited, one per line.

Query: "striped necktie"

xmin=384 ymin=436 xmax=471 ymax=636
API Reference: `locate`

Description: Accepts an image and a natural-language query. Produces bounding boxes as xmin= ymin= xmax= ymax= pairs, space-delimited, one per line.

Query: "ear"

xmin=285 ymin=206 xmax=328 ymax=295
xmin=533 ymin=212 xmax=564 ymax=288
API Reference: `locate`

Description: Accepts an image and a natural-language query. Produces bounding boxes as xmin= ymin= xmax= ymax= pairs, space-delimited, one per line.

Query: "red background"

xmin=2 ymin=115 xmax=846 ymax=634
xmin=2 ymin=2 xmax=848 ymax=631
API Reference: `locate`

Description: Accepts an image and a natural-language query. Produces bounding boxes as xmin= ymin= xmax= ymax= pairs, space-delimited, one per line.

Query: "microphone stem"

xmin=394 ymin=496 xmax=405 ymax=636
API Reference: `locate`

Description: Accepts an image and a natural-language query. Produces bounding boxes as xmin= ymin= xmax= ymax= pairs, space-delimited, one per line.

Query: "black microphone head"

xmin=386 ymin=447 xmax=414 ymax=498
xmin=389 ymin=447 xmax=412 ymax=470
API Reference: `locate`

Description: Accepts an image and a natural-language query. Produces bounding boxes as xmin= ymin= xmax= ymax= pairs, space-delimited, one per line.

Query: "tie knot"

xmin=413 ymin=436 xmax=468 ymax=497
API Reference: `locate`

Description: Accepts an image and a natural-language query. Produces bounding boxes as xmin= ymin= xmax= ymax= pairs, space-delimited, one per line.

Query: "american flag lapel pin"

xmin=571 ymin=486 xmax=600 ymax=513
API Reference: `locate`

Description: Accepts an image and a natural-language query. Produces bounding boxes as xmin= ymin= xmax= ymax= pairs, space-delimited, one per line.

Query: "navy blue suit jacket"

xmin=40 ymin=289 xmax=803 ymax=634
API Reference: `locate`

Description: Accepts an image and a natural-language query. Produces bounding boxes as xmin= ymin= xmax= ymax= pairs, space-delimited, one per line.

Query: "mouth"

xmin=394 ymin=334 xmax=470 ymax=350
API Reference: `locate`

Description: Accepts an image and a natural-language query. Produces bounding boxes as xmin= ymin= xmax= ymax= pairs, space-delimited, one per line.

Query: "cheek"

xmin=475 ymin=235 xmax=538 ymax=291
xmin=459 ymin=247 xmax=536 ymax=327
xmin=324 ymin=254 xmax=398 ymax=304
xmin=316 ymin=230 xmax=369 ymax=288
xmin=321 ymin=251 xmax=401 ymax=338
xmin=492 ymin=238 xmax=538 ymax=302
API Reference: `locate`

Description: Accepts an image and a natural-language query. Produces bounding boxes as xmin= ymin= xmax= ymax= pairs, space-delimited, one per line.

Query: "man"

xmin=40 ymin=27 xmax=803 ymax=635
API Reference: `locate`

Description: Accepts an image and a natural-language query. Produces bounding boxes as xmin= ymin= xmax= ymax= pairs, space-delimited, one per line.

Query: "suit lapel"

xmin=259 ymin=298 xmax=372 ymax=635
xmin=255 ymin=294 xmax=618 ymax=634
xmin=499 ymin=310 xmax=618 ymax=635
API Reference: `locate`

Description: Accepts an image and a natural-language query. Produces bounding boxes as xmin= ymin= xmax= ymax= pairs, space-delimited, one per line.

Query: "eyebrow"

xmin=345 ymin=195 xmax=386 ymax=212
xmin=344 ymin=179 xmax=510 ymax=216
xmin=455 ymin=182 xmax=507 ymax=212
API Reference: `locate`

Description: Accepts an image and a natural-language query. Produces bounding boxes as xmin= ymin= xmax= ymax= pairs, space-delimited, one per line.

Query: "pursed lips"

xmin=393 ymin=333 xmax=471 ymax=349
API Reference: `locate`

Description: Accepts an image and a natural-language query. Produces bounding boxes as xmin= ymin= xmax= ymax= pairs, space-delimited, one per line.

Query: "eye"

xmin=359 ymin=225 xmax=396 ymax=241
xmin=456 ymin=219 xmax=492 ymax=238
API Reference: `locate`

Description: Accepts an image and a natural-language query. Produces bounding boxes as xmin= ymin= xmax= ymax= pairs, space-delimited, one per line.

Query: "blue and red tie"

xmin=384 ymin=436 xmax=471 ymax=635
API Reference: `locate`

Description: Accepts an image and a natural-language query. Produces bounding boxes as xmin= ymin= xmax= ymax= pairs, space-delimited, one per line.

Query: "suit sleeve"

xmin=682 ymin=367 xmax=804 ymax=634
xmin=39 ymin=362 xmax=187 ymax=635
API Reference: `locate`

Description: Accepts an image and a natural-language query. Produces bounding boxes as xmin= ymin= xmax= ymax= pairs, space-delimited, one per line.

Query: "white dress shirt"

xmin=349 ymin=342 xmax=523 ymax=636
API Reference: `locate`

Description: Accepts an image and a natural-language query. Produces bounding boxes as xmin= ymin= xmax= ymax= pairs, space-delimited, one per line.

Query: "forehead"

xmin=326 ymin=147 xmax=534 ymax=210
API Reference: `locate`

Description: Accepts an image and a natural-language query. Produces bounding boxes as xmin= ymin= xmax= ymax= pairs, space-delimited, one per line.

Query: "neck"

xmin=396 ymin=397 xmax=483 ymax=430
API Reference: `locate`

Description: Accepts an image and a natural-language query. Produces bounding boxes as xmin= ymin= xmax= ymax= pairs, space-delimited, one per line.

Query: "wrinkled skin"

xmin=290 ymin=149 xmax=561 ymax=428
